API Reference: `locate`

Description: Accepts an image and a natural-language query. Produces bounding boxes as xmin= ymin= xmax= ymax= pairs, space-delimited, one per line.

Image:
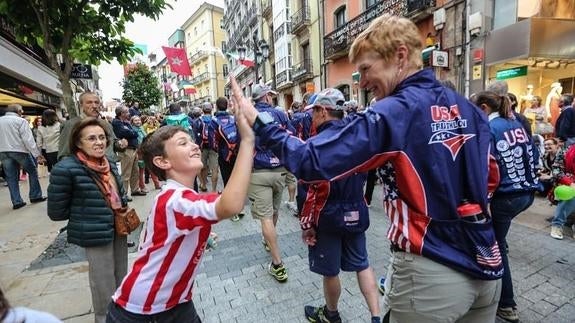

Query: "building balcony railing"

xmin=191 ymin=72 xmax=210 ymax=85
xmin=405 ymin=0 xmax=436 ymax=21
xmin=291 ymin=59 xmax=313 ymax=82
xmin=275 ymin=70 xmax=292 ymax=89
xmin=323 ymin=0 xmax=406 ymax=60
xmin=189 ymin=50 xmax=208 ymax=65
xmin=262 ymin=0 xmax=272 ymax=20
xmin=291 ymin=6 xmax=311 ymax=35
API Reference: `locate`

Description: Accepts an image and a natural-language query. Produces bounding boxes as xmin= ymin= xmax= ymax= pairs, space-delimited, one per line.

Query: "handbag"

xmin=88 ymin=171 xmax=141 ymax=236
xmin=113 ymin=206 xmax=141 ymax=236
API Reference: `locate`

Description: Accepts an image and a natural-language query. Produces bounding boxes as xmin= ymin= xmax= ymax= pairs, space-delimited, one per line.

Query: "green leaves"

xmin=122 ymin=63 xmax=162 ymax=112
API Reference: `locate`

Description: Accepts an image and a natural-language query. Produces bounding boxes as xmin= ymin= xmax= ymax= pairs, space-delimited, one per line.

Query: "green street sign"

xmin=496 ymin=66 xmax=528 ymax=80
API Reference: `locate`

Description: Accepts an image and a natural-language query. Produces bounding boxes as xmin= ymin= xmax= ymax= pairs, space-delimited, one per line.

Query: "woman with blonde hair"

xmin=233 ymin=13 xmax=502 ymax=322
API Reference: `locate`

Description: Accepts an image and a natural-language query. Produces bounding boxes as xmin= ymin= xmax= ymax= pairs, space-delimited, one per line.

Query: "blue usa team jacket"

xmin=253 ymin=101 xmax=295 ymax=170
xmin=255 ymin=68 xmax=503 ymax=280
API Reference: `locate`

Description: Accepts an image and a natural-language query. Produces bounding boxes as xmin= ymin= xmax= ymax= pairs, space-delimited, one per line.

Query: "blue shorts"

xmin=308 ymin=229 xmax=369 ymax=276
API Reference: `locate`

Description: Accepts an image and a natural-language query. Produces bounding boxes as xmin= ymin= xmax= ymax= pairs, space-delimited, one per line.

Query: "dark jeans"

xmin=106 ymin=301 xmax=201 ymax=323
xmin=0 ymin=151 xmax=43 ymax=206
xmin=490 ymin=192 xmax=535 ymax=308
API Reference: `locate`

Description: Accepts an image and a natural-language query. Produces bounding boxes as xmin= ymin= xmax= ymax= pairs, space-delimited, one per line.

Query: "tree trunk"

xmin=60 ymin=75 xmax=77 ymax=118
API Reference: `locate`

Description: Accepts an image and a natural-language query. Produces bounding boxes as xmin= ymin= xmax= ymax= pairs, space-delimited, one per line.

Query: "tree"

xmin=0 ymin=0 xmax=171 ymax=117
xmin=122 ymin=63 xmax=162 ymax=113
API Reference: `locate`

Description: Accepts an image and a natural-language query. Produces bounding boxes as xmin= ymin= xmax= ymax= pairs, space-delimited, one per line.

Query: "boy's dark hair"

xmin=69 ymin=117 xmax=113 ymax=155
xmin=141 ymin=126 xmax=188 ymax=181
xmin=215 ymin=97 xmax=228 ymax=111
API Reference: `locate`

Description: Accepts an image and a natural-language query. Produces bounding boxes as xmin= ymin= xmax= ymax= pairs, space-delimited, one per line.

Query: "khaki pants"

xmin=118 ymin=149 xmax=139 ymax=195
xmin=248 ymin=169 xmax=286 ymax=219
xmin=384 ymin=251 xmax=501 ymax=323
xmin=85 ymin=235 xmax=127 ymax=323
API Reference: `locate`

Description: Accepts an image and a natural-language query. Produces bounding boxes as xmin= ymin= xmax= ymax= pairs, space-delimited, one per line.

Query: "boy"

xmin=106 ymin=119 xmax=254 ymax=322
xmin=298 ymin=89 xmax=380 ymax=323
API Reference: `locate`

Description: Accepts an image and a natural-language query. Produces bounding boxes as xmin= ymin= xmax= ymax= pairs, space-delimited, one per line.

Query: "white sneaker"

xmin=550 ymin=226 xmax=564 ymax=240
xmin=285 ymin=201 xmax=297 ymax=213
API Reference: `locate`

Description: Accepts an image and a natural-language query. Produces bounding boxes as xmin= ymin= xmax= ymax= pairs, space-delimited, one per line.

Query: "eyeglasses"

xmin=82 ymin=135 xmax=107 ymax=143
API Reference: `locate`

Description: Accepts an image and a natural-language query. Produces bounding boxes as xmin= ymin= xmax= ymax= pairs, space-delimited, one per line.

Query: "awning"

xmin=485 ymin=17 xmax=575 ymax=65
xmin=0 ymin=88 xmax=57 ymax=115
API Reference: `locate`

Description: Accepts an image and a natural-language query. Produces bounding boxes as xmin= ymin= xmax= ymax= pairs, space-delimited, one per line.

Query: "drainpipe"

xmin=320 ymin=0 xmax=328 ymax=90
xmin=464 ymin=0 xmax=471 ymax=98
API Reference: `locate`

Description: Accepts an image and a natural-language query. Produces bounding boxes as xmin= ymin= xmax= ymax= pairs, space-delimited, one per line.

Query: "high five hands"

xmin=229 ymin=75 xmax=258 ymax=134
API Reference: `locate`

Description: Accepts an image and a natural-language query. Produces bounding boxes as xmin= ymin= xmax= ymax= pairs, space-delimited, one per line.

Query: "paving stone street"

xmin=0 ymin=177 xmax=574 ymax=322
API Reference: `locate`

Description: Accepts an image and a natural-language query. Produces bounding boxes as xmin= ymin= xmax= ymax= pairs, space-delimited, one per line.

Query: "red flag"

xmin=162 ymin=46 xmax=192 ymax=76
xmin=184 ymin=88 xmax=197 ymax=95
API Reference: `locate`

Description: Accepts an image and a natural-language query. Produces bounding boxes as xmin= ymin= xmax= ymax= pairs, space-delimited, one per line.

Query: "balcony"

xmin=291 ymin=59 xmax=313 ymax=82
xmin=189 ymin=50 xmax=208 ymax=65
xmin=291 ymin=6 xmax=311 ymax=35
xmin=262 ymin=0 xmax=272 ymax=20
xmin=191 ymin=72 xmax=210 ymax=85
xmin=406 ymin=0 xmax=436 ymax=22
xmin=273 ymin=22 xmax=291 ymax=41
xmin=323 ymin=0 xmax=406 ymax=60
xmin=275 ymin=70 xmax=292 ymax=89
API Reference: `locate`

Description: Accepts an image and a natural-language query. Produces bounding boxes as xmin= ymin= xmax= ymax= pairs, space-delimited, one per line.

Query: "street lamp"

xmin=237 ymin=30 xmax=269 ymax=84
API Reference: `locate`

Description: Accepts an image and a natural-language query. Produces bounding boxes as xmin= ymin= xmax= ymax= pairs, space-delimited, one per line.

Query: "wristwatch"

xmin=252 ymin=111 xmax=274 ymax=132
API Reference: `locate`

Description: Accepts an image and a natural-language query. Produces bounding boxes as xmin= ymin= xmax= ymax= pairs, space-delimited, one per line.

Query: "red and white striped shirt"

xmin=112 ymin=179 xmax=219 ymax=314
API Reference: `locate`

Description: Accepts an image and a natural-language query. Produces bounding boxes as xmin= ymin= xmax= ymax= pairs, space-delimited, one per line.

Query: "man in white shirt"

xmin=0 ymin=104 xmax=46 ymax=209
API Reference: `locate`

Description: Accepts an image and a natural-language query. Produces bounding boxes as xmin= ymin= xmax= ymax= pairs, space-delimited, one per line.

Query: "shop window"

xmin=365 ymin=0 xmax=377 ymax=8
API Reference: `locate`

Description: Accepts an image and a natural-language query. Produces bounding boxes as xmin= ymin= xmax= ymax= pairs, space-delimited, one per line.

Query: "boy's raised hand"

xmin=229 ymin=75 xmax=258 ymax=128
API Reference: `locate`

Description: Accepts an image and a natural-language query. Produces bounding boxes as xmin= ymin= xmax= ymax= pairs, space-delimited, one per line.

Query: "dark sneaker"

xmin=13 ymin=202 xmax=27 ymax=210
xmin=132 ymin=191 xmax=147 ymax=196
xmin=30 ymin=197 xmax=47 ymax=203
xmin=268 ymin=262 xmax=288 ymax=282
xmin=496 ymin=307 xmax=519 ymax=323
xmin=304 ymin=305 xmax=341 ymax=323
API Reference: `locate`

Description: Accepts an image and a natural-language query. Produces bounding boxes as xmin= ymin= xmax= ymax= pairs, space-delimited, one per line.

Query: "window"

xmin=221 ymin=41 xmax=227 ymax=52
xmin=223 ymin=64 xmax=229 ymax=77
xmin=336 ymin=84 xmax=350 ymax=101
xmin=365 ymin=0 xmax=377 ymax=8
xmin=334 ymin=6 xmax=346 ymax=28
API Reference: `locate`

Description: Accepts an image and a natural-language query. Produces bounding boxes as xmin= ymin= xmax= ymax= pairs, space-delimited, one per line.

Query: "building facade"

xmin=182 ymin=2 xmax=227 ymax=106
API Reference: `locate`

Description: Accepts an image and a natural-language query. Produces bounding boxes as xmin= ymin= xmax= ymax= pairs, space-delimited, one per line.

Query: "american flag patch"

xmin=476 ymin=244 xmax=502 ymax=267
xmin=344 ymin=211 xmax=360 ymax=224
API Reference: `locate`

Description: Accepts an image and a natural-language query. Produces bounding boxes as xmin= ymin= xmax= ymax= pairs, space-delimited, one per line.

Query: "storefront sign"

xmin=496 ymin=66 xmax=527 ymax=80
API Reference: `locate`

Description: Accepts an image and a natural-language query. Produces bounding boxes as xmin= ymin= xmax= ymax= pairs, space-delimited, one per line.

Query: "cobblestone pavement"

xmin=3 ymin=178 xmax=575 ymax=322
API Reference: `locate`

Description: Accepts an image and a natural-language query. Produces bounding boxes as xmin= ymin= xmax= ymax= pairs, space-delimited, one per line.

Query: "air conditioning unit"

xmin=468 ymin=12 xmax=483 ymax=36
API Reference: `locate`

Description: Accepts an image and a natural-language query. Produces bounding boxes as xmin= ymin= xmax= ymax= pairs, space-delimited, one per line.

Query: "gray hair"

xmin=5 ymin=104 xmax=22 ymax=114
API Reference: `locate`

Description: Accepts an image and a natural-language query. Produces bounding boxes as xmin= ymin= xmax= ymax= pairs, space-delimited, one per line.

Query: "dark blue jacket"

xmin=253 ymin=101 xmax=295 ymax=169
xmin=488 ymin=113 xmax=541 ymax=195
xmin=556 ymin=106 xmax=575 ymax=141
xmin=214 ymin=111 xmax=239 ymax=161
xmin=290 ymin=111 xmax=312 ymax=140
xmin=300 ymin=120 xmax=368 ymax=233
xmin=254 ymin=69 xmax=503 ymax=280
xmin=47 ymin=156 xmax=127 ymax=247
xmin=112 ymin=118 xmax=139 ymax=149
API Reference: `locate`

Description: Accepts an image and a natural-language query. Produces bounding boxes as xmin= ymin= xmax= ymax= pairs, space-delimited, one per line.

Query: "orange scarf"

xmin=75 ymin=151 xmax=122 ymax=209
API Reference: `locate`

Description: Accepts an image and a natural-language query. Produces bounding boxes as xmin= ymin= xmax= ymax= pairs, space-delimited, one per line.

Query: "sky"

xmin=98 ymin=0 xmax=225 ymax=102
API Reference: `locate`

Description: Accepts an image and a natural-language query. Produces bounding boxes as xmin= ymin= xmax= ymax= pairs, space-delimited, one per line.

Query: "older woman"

xmin=233 ymin=14 xmax=502 ymax=323
xmin=472 ymin=91 xmax=540 ymax=322
xmin=47 ymin=118 xmax=127 ymax=323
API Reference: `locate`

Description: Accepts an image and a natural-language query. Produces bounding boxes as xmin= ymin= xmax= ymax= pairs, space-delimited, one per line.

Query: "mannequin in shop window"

xmin=524 ymin=95 xmax=554 ymax=136
xmin=519 ymin=84 xmax=535 ymax=113
xmin=546 ymin=82 xmax=562 ymax=126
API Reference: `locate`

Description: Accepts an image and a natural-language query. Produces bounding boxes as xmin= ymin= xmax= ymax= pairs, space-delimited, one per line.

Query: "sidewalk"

xmin=0 ymin=177 xmax=574 ymax=322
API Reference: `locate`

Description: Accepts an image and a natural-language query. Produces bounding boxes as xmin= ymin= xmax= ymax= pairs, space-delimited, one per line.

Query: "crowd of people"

xmin=1 ymin=13 xmax=574 ymax=323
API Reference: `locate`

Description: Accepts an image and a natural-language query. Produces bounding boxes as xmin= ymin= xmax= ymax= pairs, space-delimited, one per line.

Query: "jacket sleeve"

xmin=20 ymin=121 xmax=40 ymax=157
xmin=47 ymin=163 xmax=72 ymax=221
xmin=256 ymin=109 xmax=392 ymax=182
xmin=112 ymin=120 xmax=138 ymax=139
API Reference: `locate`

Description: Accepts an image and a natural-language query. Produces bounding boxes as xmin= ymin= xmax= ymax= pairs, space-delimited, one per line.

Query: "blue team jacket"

xmin=253 ymin=101 xmax=295 ymax=169
xmin=256 ymin=68 xmax=503 ymax=280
